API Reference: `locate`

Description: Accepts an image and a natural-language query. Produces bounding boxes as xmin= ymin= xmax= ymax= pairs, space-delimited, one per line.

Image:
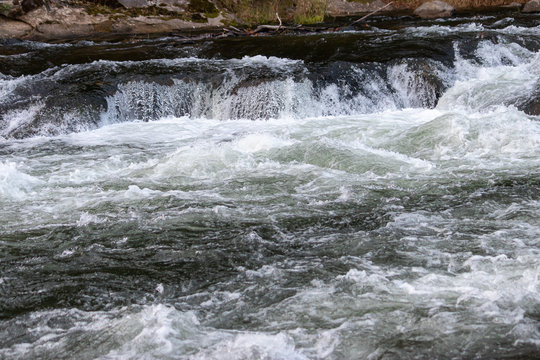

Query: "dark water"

xmin=1 ymin=12 xmax=540 ymax=359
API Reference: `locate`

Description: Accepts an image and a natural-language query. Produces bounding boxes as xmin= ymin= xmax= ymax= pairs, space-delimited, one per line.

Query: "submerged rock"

xmin=523 ymin=0 xmax=540 ymax=12
xmin=522 ymin=100 xmax=540 ymax=116
xmin=414 ymin=0 xmax=455 ymax=19
xmin=516 ymin=85 xmax=540 ymax=116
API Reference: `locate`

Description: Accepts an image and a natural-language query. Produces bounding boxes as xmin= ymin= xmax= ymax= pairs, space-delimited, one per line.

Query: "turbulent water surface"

xmin=1 ymin=13 xmax=540 ymax=359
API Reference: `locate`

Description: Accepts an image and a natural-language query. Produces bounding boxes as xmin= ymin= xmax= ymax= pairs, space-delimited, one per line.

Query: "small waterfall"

xmin=0 ymin=30 xmax=539 ymax=139
xmin=103 ymin=59 xmax=449 ymax=124
xmin=1 ymin=57 xmax=450 ymax=138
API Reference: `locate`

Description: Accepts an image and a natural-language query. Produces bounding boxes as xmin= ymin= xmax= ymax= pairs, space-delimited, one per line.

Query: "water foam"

xmin=0 ymin=161 xmax=42 ymax=200
xmin=0 ymin=304 xmax=309 ymax=360
xmin=1 ymin=26 xmax=539 ymax=359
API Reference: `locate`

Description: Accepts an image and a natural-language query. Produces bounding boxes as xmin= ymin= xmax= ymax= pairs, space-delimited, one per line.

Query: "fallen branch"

xmin=252 ymin=24 xmax=281 ymax=33
xmin=224 ymin=26 xmax=244 ymax=36
xmin=348 ymin=1 xmax=393 ymax=27
xmin=252 ymin=24 xmax=303 ymax=34
xmin=228 ymin=25 xmax=242 ymax=33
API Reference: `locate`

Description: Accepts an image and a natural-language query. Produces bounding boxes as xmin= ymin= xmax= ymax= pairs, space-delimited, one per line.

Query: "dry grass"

xmin=295 ymin=0 xmax=326 ymax=23
xmin=217 ymin=0 xmax=330 ymax=25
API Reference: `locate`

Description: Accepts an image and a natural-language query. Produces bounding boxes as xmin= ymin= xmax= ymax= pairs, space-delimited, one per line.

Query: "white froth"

xmin=404 ymin=23 xmax=485 ymax=36
xmin=1 ymin=27 xmax=540 ymax=360
xmin=0 ymin=103 xmax=44 ymax=137
xmin=0 ymin=75 xmax=28 ymax=100
xmin=192 ymin=332 xmax=308 ymax=360
xmin=233 ymin=133 xmax=295 ymax=153
xmin=0 ymin=161 xmax=42 ymax=200
xmin=76 ymin=212 xmax=104 ymax=226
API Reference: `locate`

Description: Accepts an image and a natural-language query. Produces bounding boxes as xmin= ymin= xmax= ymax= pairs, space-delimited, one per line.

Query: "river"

xmin=1 ymin=13 xmax=540 ymax=359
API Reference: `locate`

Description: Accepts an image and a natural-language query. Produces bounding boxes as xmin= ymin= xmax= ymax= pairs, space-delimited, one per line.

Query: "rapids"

xmin=1 ymin=12 xmax=539 ymax=359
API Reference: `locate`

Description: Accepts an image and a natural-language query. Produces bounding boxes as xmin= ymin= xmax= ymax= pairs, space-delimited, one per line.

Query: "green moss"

xmin=294 ymin=14 xmax=324 ymax=24
xmin=0 ymin=4 xmax=11 ymax=16
xmin=188 ymin=0 xmax=219 ymax=18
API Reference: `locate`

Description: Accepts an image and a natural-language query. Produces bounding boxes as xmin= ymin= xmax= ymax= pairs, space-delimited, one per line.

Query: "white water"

xmin=1 ymin=22 xmax=540 ymax=360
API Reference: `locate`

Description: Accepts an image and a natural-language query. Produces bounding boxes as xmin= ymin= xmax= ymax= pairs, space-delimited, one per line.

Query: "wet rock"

xmin=516 ymin=85 xmax=540 ymax=116
xmin=522 ymin=100 xmax=540 ymax=116
xmin=523 ymin=0 xmax=540 ymax=12
xmin=511 ymin=81 xmax=540 ymax=116
xmin=0 ymin=65 xmax=117 ymax=138
xmin=414 ymin=0 xmax=455 ymax=19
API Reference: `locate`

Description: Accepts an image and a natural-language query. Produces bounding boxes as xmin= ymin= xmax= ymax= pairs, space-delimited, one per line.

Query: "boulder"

xmin=414 ymin=1 xmax=455 ymax=19
xmin=523 ymin=0 xmax=540 ymax=12
xmin=516 ymin=84 xmax=540 ymax=116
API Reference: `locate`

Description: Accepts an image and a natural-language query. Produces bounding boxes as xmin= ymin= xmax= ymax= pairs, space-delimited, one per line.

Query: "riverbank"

xmin=0 ymin=0 xmax=536 ymax=42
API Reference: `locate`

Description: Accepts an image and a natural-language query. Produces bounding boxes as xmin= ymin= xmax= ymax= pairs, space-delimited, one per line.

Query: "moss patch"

xmin=188 ymin=0 xmax=220 ymax=18
xmin=0 ymin=3 xmax=11 ymax=16
xmin=294 ymin=13 xmax=324 ymax=23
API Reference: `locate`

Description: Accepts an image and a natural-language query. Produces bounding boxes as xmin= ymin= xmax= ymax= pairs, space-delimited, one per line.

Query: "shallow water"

xmin=1 ymin=13 xmax=540 ymax=359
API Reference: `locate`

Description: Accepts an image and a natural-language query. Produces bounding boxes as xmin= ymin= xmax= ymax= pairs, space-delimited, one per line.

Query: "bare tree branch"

xmin=348 ymin=2 xmax=393 ymax=27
